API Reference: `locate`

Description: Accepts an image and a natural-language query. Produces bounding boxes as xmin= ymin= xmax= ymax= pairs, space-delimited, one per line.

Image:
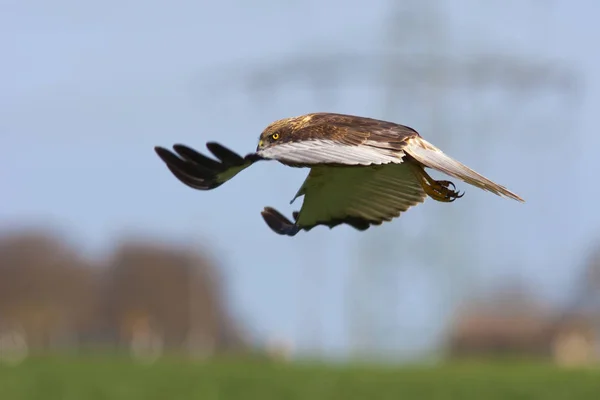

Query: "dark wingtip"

xmin=154 ymin=144 xmax=223 ymax=190
xmin=261 ymin=207 xmax=300 ymax=236
xmin=172 ymin=143 xmax=197 ymax=156
xmin=206 ymin=142 xmax=245 ymax=165
xmin=154 ymin=146 xmax=175 ymax=163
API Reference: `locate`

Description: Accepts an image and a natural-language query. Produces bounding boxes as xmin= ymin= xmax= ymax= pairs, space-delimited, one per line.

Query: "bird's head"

xmin=256 ymin=114 xmax=316 ymax=151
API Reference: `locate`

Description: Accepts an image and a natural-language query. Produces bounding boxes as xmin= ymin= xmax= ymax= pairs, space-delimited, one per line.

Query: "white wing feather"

xmin=257 ymin=139 xmax=405 ymax=166
xmin=404 ymin=137 xmax=524 ymax=202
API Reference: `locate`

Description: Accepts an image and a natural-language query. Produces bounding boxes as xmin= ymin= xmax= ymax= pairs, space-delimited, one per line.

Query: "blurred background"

xmin=2 ymin=0 xmax=600 ymax=397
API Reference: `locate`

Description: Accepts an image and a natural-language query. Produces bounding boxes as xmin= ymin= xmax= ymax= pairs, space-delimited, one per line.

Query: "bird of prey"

xmin=155 ymin=112 xmax=523 ymax=236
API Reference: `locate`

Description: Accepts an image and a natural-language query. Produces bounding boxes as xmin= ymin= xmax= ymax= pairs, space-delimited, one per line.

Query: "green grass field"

xmin=1 ymin=355 xmax=599 ymax=399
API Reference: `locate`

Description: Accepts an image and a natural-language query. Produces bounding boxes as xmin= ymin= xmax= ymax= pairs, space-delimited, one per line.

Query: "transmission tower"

xmin=191 ymin=0 xmax=580 ymax=360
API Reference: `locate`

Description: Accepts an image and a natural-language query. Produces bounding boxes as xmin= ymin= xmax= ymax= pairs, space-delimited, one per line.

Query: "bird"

xmin=154 ymin=112 xmax=524 ymax=236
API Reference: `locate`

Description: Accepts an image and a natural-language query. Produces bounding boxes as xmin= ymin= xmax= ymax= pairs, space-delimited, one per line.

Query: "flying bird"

xmin=154 ymin=112 xmax=524 ymax=236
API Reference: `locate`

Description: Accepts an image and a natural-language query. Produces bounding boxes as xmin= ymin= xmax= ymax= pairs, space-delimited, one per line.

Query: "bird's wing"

xmin=154 ymin=142 xmax=262 ymax=190
xmin=257 ymin=118 xmax=419 ymax=166
xmin=262 ymin=163 xmax=427 ymax=235
xmin=403 ymin=137 xmax=524 ymax=202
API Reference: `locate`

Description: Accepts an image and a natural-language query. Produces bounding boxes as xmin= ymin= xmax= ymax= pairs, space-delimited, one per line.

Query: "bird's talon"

xmin=437 ymin=180 xmax=455 ymax=190
xmin=418 ymin=172 xmax=463 ymax=203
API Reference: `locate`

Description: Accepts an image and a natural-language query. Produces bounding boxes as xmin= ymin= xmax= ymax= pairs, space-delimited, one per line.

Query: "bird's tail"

xmin=404 ymin=137 xmax=524 ymax=202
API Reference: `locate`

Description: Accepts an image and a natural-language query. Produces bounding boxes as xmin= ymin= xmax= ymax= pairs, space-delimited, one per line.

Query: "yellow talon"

xmin=414 ymin=167 xmax=464 ymax=203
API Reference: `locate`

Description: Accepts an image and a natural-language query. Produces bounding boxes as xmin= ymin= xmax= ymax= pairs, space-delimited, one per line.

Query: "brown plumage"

xmin=155 ymin=112 xmax=524 ymax=236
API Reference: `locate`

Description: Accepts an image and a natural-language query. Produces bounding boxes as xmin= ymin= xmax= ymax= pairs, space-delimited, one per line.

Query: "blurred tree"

xmin=102 ymin=240 xmax=247 ymax=357
xmin=0 ymin=230 xmax=97 ymax=351
xmin=0 ymin=230 xmax=248 ymax=359
xmin=561 ymin=243 xmax=600 ymax=359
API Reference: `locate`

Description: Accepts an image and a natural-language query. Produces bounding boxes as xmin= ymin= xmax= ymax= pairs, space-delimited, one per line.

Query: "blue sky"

xmin=2 ymin=0 xmax=600 ymax=361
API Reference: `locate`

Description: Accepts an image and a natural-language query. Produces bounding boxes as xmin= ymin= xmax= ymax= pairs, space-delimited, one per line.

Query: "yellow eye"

xmin=271 ymin=133 xmax=280 ymax=140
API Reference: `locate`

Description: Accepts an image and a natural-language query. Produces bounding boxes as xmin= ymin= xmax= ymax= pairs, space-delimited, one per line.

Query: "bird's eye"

xmin=271 ymin=133 xmax=280 ymax=140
